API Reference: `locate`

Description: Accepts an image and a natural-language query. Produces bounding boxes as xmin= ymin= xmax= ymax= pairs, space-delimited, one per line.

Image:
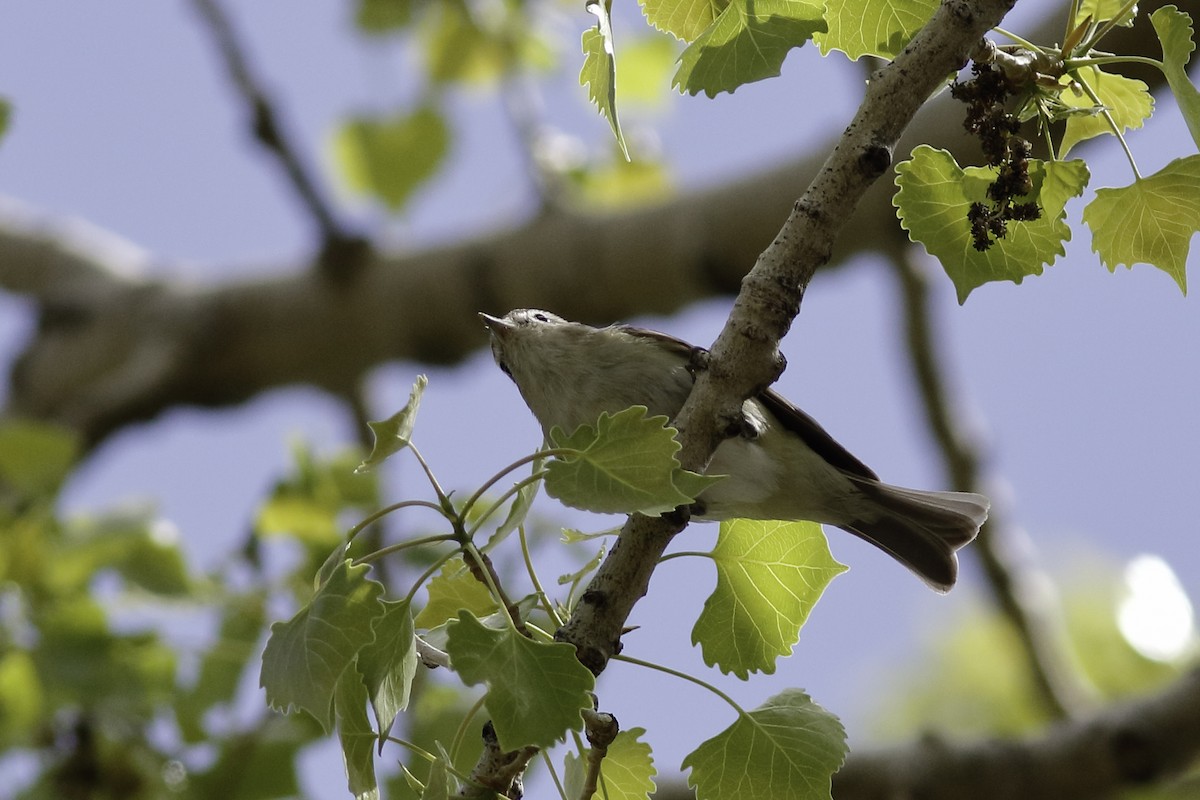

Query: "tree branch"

xmin=189 ymin=0 xmax=369 ymax=272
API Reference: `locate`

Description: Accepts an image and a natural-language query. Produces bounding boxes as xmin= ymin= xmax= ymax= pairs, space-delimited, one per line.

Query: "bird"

xmin=480 ymin=308 xmax=988 ymax=591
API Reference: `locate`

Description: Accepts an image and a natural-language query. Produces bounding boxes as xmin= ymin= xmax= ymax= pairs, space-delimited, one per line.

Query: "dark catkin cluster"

xmin=951 ymin=63 xmax=1042 ymax=250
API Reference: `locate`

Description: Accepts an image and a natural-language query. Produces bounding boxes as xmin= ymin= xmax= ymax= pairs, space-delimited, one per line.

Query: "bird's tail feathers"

xmin=841 ymin=478 xmax=989 ymax=593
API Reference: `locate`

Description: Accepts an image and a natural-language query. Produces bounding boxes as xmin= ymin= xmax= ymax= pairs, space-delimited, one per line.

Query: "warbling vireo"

xmin=481 ymin=309 xmax=988 ymax=592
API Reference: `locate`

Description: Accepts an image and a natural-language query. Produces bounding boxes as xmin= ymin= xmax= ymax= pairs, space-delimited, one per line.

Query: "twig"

xmin=188 ymin=0 xmax=368 ymax=273
xmin=889 ymin=248 xmax=1094 ymax=717
xmin=579 ymin=709 xmax=619 ymax=800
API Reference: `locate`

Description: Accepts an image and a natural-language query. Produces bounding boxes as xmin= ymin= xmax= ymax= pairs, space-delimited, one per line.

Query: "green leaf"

xmin=333 ymin=109 xmax=449 ymax=212
xmin=357 ymin=600 xmax=418 ymax=742
xmin=569 ymin=155 xmax=673 ymax=209
xmin=815 ymin=0 xmax=936 ymax=60
xmin=445 ymin=611 xmax=595 ymax=750
xmin=581 ymin=0 xmax=630 ymax=160
xmin=421 ymin=752 xmax=457 ymax=799
xmin=640 ymin=0 xmax=723 ymax=41
xmin=894 ymin=145 xmax=1090 ymax=302
xmin=179 ymin=591 xmax=267 ymax=743
xmin=261 ymin=444 xmax=380 ymax=545
xmin=564 ymin=727 xmax=658 ymax=800
xmin=1151 ymin=5 xmax=1200 ymax=151
xmin=1059 ymin=66 xmax=1153 ymax=157
xmin=683 ymin=690 xmax=847 ymax=800
xmin=1083 ymin=154 xmax=1200 ymax=293
xmin=545 ymin=406 xmax=721 ymax=516
xmin=414 ymin=557 xmax=499 ymax=630
xmin=673 ymin=0 xmax=825 ymax=98
xmin=1076 ymin=0 xmax=1138 ymax=26
xmin=692 ymin=520 xmax=847 ymax=679
xmin=0 ymin=420 xmax=80 ymax=498
xmin=616 ymin=34 xmax=679 ymax=105
xmin=187 ymin=715 xmax=314 ymax=800
xmin=355 ymin=0 xmax=416 ymax=33
xmin=482 ymin=458 xmax=543 ymax=552
xmin=358 ymin=376 xmax=429 ymax=472
xmin=260 ymin=559 xmax=385 ymax=731
xmin=0 ymin=651 xmax=42 ymax=746
xmin=336 ymin=666 xmax=380 ymax=800
xmin=0 ymin=98 xmax=10 ymax=142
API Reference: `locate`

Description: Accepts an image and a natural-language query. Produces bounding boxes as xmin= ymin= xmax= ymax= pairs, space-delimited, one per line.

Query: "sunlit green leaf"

xmin=0 ymin=651 xmax=43 ymax=746
xmin=260 ymin=559 xmax=385 ymax=731
xmin=692 ymin=520 xmax=846 ymax=678
xmin=640 ymin=0 xmax=722 ymax=41
xmin=673 ymin=0 xmax=824 ymax=98
xmin=414 ymin=557 xmax=499 ymax=630
xmin=1083 ymin=154 xmax=1200 ymax=293
xmin=445 ymin=611 xmax=594 ymax=750
xmin=683 ymin=689 xmax=847 ymax=800
xmin=616 ymin=34 xmax=679 ymax=105
xmin=569 ymin=156 xmax=672 ymax=209
xmin=333 ymin=109 xmax=449 ymax=212
xmin=894 ymin=145 xmax=1090 ymax=302
xmin=1076 ymin=0 xmax=1138 ymax=27
xmin=815 ymin=0 xmax=936 ymax=60
xmin=564 ymin=727 xmax=657 ymax=800
xmin=545 ymin=406 xmax=720 ymax=516
xmin=358 ymin=376 xmax=429 ymax=472
xmin=1151 ymin=5 xmax=1200 ymax=150
xmin=581 ymin=0 xmax=629 ymax=160
xmin=336 ymin=666 xmax=380 ymax=800
xmin=356 ymin=0 xmax=417 ymax=33
xmin=1059 ymin=66 xmax=1153 ymax=157
xmin=357 ymin=599 xmax=418 ymax=741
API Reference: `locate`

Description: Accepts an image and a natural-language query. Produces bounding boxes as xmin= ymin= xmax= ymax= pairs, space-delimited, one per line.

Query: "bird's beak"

xmin=479 ymin=312 xmax=513 ymax=338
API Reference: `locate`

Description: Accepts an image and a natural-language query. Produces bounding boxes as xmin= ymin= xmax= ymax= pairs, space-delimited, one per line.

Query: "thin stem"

xmin=409 ymin=443 xmax=452 ymax=510
xmin=403 ymin=547 xmax=465 ymax=606
xmin=462 ymin=539 xmax=530 ymax=637
xmin=539 ymin=750 xmax=570 ymax=800
xmin=468 ymin=470 xmax=548 ymax=541
xmin=611 ymin=653 xmax=744 ymax=716
xmin=347 ymin=499 xmax=450 ymax=543
xmin=1073 ymin=70 xmax=1141 ymax=179
xmin=450 ymin=693 xmax=488 ymax=769
xmin=354 ymin=532 xmax=458 ymax=569
xmin=460 ymin=450 xmax=558 ymax=520
xmin=1066 ymin=55 xmax=1164 ymax=71
xmin=520 ymin=525 xmax=564 ymax=628
xmin=657 ymin=550 xmax=714 ymax=563
xmin=991 ymin=27 xmax=1044 ymax=54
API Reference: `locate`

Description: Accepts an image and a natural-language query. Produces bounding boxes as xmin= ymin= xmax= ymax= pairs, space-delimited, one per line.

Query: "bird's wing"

xmin=617 ymin=323 xmax=879 ymax=481
xmin=757 ymin=388 xmax=880 ymax=481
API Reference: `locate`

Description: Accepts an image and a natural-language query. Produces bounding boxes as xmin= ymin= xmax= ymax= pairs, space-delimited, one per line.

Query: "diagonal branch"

xmin=189 ymin=0 xmax=369 ymax=272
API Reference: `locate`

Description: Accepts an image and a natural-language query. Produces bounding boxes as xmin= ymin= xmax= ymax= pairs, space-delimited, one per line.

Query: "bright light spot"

xmin=1117 ymin=554 xmax=1196 ymax=663
xmin=149 ymin=517 xmax=180 ymax=547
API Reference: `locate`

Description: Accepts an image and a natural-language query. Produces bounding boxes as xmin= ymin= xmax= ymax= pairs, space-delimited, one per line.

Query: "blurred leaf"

xmin=563 ymin=727 xmax=657 ymax=800
xmin=356 ymin=0 xmax=418 ymax=33
xmin=0 ymin=420 xmax=80 ymax=499
xmin=260 ymin=444 xmax=379 ymax=546
xmin=673 ymin=0 xmax=824 ymax=98
xmin=692 ymin=520 xmax=846 ymax=679
xmin=178 ymin=591 xmax=267 ymax=743
xmin=683 ymin=689 xmax=846 ymax=800
xmin=333 ymin=110 xmax=450 ymax=212
xmin=1150 ymin=5 xmax=1200 ymax=151
xmin=0 ymin=97 xmax=10 ymax=140
xmin=445 ymin=610 xmax=594 ymax=750
xmin=0 ymin=650 xmax=43 ymax=746
xmin=414 ymin=556 xmax=499 ymax=630
xmin=260 ymin=559 xmax=385 ymax=731
xmin=616 ymin=34 xmax=678 ymax=105
xmin=357 ymin=599 xmax=418 ymax=741
xmin=816 ymin=0 xmax=935 ymax=60
xmin=384 ymin=683 xmax=480 ymax=800
xmin=895 ymin=146 xmax=1089 ymax=302
xmin=358 ymin=376 xmax=429 ymax=473
xmin=1059 ymin=66 xmax=1153 ymax=157
xmin=569 ymin=156 xmax=672 ymax=209
xmin=336 ymin=667 xmax=380 ymax=800
xmin=186 ymin=715 xmax=317 ymax=800
xmin=581 ymin=0 xmax=629 ymax=160
xmin=1083 ymin=154 xmax=1200 ymax=293
xmin=545 ymin=406 xmax=721 ymax=516
xmin=47 ymin=508 xmax=190 ymax=596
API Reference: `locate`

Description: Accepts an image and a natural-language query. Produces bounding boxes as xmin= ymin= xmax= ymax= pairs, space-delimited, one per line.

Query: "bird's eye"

xmin=533 ymin=313 xmax=549 ymax=322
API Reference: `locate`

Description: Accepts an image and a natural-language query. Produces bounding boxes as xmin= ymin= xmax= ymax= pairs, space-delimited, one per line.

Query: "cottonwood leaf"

xmin=1083 ymin=154 xmax=1200 ymax=293
xmin=1059 ymin=66 xmax=1153 ymax=157
xmin=815 ymin=0 xmax=936 ymax=60
xmin=1076 ymin=0 xmax=1137 ymax=26
xmin=640 ymin=0 xmax=721 ymax=41
xmin=563 ymin=727 xmax=657 ymax=800
xmin=333 ymin=108 xmax=449 ymax=212
xmin=445 ymin=611 xmax=595 ymax=750
xmin=414 ymin=557 xmax=499 ymax=630
xmin=692 ymin=520 xmax=846 ymax=679
xmin=545 ymin=406 xmax=721 ymax=516
xmin=895 ymin=145 xmax=1090 ymax=302
xmin=581 ymin=0 xmax=629 ymax=160
xmin=357 ymin=600 xmax=417 ymax=743
xmin=357 ymin=375 xmax=428 ymax=472
xmin=683 ymin=689 xmax=847 ymax=800
xmin=335 ymin=666 xmax=380 ymax=800
xmin=260 ymin=559 xmax=385 ymax=731
xmin=1151 ymin=5 xmax=1200 ymax=150
xmin=421 ymin=751 xmax=457 ymax=799
xmin=673 ymin=0 xmax=824 ymax=98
